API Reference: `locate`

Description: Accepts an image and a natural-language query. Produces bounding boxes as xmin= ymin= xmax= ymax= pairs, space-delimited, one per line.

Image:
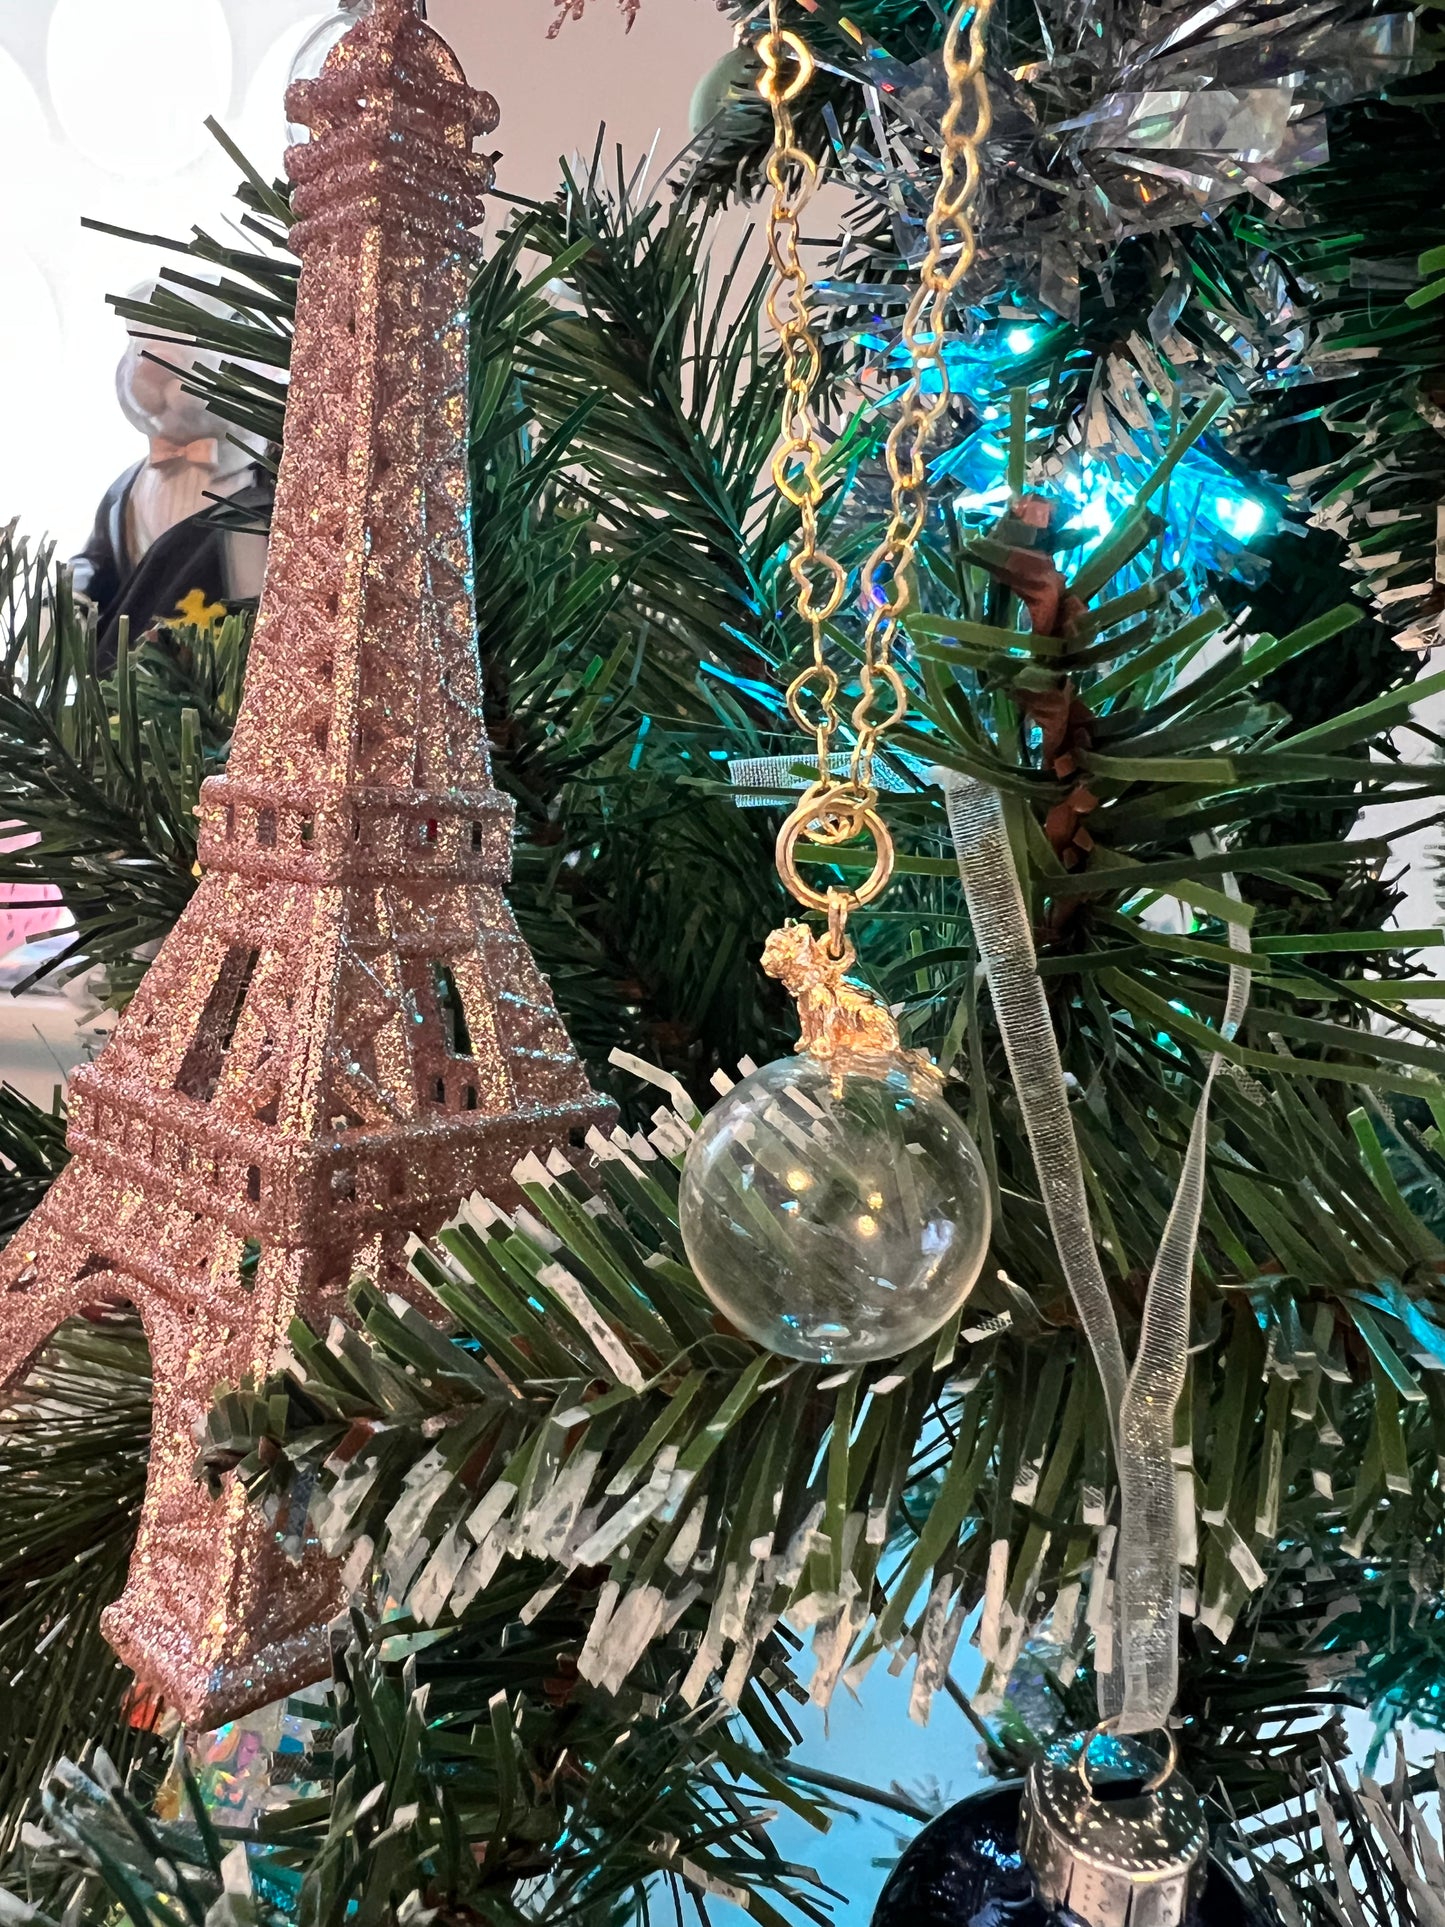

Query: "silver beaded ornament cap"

xmin=1019 ymin=1734 xmax=1207 ymax=1927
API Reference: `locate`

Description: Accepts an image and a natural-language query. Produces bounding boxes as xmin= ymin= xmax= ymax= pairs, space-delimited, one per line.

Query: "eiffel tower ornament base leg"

xmin=0 ymin=1174 xmax=344 ymax=1730
xmin=102 ymin=1551 xmax=338 ymax=1733
xmin=96 ymin=1258 xmax=346 ymax=1729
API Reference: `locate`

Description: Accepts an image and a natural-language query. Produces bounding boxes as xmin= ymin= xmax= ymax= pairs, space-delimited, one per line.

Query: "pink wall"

xmin=429 ymin=0 xmax=735 ymax=207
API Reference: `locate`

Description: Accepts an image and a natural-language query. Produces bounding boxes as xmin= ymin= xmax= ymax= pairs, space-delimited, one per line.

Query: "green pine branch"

xmin=0 ymin=1315 xmax=155 ymax=1859
xmin=7 ymin=1608 xmax=839 ymax=1927
xmin=0 ymin=524 xmax=245 ymax=1006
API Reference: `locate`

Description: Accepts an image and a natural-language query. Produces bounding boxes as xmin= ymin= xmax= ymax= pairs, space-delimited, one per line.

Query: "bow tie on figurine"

xmin=146 ymin=436 xmax=222 ymax=470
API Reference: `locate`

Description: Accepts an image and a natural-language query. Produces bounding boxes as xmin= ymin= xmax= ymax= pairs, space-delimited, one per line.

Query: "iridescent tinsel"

xmin=808 ymin=0 xmax=1424 ymax=324
xmin=168 ymin=1693 xmax=330 ymax=1831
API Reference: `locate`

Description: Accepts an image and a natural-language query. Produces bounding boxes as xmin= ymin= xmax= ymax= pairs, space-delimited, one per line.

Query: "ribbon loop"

xmin=945 ymin=773 xmax=1250 ymax=1732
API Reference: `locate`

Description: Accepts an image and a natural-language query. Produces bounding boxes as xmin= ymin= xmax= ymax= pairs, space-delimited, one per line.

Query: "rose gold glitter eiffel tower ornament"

xmin=0 ymin=0 xmax=613 ymax=1729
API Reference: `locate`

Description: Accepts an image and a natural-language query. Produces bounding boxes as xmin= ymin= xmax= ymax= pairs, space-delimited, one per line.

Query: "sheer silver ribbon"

xmin=944 ymin=775 xmax=1250 ymax=1731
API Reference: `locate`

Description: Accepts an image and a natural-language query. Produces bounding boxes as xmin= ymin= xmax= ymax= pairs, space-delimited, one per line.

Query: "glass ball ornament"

xmin=869 ymin=1781 xmax=1270 ymax=1927
xmin=679 ymin=1048 xmax=991 ymax=1364
xmin=286 ymin=2 xmax=373 ymax=145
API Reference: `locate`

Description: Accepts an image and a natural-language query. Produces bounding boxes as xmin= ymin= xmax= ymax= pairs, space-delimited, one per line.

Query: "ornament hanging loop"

xmin=854 ymin=0 xmax=995 ymax=782
xmin=758 ymin=0 xmax=995 ymax=925
xmin=1077 ymin=1719 xmax=1178 ymax=1801
xmin=759 ymin=0 xmax=992 ymax=928
xmin=825 ymin=886 xmax=853 ymax=963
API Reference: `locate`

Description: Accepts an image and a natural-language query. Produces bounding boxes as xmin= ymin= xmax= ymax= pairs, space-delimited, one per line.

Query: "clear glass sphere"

xmin=679 ymin=1050 xmax=992 ymax=1365
xmin=286 ymin=2 xmax=372 ymax=146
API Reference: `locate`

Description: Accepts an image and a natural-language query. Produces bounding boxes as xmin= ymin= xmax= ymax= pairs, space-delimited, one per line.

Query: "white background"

xmin=0 ymin=0 xmax=733 ymax=555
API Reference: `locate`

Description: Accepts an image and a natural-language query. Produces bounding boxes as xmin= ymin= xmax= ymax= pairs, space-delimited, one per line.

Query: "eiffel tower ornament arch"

xmin=0 ymin=0 xmax=613 ymax=1730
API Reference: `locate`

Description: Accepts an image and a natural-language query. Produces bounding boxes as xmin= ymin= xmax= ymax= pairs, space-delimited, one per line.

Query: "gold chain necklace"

xmin=759 ymin=0 xmax=994 ymax=955
xmin=672 ymin=0 xmax=998 ymax=1377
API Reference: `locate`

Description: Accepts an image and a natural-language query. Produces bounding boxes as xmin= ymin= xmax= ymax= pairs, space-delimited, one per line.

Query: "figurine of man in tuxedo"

xmin=70 ymin=289 xmax=272 ymax=665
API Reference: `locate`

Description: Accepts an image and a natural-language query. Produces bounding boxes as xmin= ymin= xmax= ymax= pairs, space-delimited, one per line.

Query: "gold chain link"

xmin=761 ymin=0 xmax=994 ymax=930
xmin=853 ymin=0 xmax=994 ymax=794
xmin=757 ymin=9 xmax=848 ymax=796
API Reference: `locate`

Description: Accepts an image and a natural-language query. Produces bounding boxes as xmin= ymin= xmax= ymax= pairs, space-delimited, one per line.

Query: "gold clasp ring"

xmin=776 ymin=782 xmax=895 ymax=913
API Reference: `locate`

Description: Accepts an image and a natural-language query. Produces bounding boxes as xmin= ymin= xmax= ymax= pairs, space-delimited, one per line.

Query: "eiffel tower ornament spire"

xmin=0 ymin=2 xmax=612 ymax=1729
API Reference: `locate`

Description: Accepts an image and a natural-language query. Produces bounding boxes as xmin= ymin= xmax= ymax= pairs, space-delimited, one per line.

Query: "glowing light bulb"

xmin=1067 ymin=489 xmax=1114 ymax=537
xmin=1214 ymin=493 xmax=1265 ymax=540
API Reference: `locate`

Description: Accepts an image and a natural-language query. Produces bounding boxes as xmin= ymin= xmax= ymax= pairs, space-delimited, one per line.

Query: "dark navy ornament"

xmin=869 ymin=1780 xmax=1268 ymax=1927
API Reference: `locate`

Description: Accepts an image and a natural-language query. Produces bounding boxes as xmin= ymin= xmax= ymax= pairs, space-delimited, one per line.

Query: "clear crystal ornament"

xmin=679 ymin=1044 xmax=991 ymax=1364
xmin=286 ymin=2 xmax=374 ymax=146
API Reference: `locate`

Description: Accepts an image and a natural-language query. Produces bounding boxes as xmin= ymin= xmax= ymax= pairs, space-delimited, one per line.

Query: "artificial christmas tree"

xmin=4 ymin=0 xmax=1445 ymax=1918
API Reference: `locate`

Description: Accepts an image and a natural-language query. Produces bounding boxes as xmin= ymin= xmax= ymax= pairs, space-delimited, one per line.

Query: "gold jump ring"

xmin=776 ymin=791 xmax=895 ymax=913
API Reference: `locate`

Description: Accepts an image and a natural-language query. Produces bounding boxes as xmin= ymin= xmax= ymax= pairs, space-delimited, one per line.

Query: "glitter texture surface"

xmin=0 ymin=0 xmax=612 ymax=1730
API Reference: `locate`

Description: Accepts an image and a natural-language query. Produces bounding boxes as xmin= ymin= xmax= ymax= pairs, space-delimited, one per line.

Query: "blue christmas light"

xmin=1062 ymin=477 xmax=1115 ymax=538
xmin=1213 ymin=492 xmax=1266 ymax=541
xmin=870 ymin=308 xmax=1281 ymax=610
